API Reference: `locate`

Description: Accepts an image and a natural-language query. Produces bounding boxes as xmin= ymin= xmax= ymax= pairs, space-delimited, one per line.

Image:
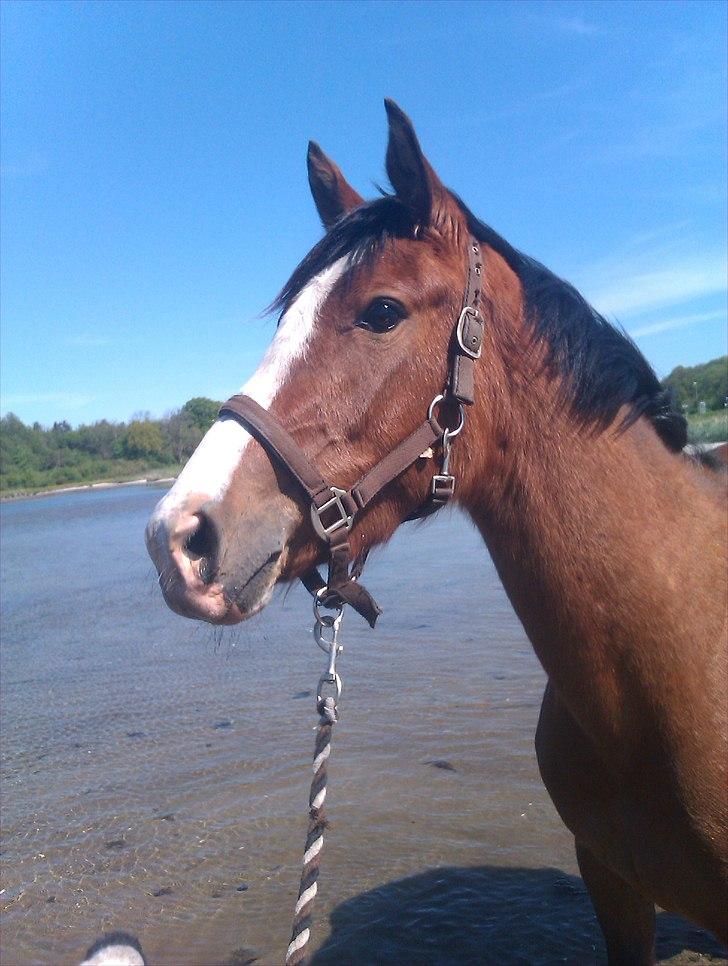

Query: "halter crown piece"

xmin=219 ymin=237 xmax=484 ymax=626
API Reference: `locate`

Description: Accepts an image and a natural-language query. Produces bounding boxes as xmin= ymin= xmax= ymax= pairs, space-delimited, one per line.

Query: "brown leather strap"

xmin=220 ymin=394 xmax=332 ymax=505
xmin=449 ymin=240 xmax=484 ymax=405
xmin=219 ymin=393 xmax=382 ymax=626
xmin=350 ymin=417 xmax=441 ymax=509
xmin=325 ymin=532 xmax=382 ymax=625
xmin=220 ymin=396 xmax=442 ymax=520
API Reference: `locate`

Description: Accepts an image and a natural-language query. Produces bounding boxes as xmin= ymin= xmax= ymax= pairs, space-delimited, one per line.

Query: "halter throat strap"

xmin=218 ymin=236 xmax=484 ymax=627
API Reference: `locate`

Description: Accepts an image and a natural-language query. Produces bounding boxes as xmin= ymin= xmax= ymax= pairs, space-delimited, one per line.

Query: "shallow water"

xmin=0 ymin=487 xmax=724 ymax=965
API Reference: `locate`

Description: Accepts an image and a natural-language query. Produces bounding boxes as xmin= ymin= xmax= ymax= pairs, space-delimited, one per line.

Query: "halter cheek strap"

xmin=219 ymin=237 xmax=484 ymax=627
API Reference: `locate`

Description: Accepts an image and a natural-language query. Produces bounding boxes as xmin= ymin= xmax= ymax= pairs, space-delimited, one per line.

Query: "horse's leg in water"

xmin=576 ymin=841 xmax=656 ymax=965
xmin=535 ymin=682 xmax=657 ymax=965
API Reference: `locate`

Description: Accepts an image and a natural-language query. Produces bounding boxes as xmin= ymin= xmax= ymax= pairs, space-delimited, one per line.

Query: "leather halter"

xmin=219 ymin=237 xmax=484 ymax=627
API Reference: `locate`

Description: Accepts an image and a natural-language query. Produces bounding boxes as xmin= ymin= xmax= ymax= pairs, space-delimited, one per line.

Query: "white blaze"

xmin=153 ymin=259 xmax=345 ymax=517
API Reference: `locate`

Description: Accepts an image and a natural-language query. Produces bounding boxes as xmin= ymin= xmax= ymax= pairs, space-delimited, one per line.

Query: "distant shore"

xmin=2 ymin=441 xmax=725 ymax=504
xmin=0 ymin=475 xmax=177 ymax=503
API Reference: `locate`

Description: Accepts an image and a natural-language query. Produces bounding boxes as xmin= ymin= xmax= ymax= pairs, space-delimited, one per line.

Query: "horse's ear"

xmin=307 ymin=141 xmax=363 ymax=229
xmin=384 ymin=98 xmax=449 ymax=228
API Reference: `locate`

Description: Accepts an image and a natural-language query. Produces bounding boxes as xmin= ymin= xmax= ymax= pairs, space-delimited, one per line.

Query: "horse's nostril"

xmin=183 ymin=513 xmax=218 ymax=579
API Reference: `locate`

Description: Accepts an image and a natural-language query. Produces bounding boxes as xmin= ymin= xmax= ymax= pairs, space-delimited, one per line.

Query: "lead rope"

xmin=285 ymin=591 xmax=345 ymax=965
xmin=284 ymin=407 xmax=467 ymax=964
xmin=281 ymin=239 xmax=481 ymax=962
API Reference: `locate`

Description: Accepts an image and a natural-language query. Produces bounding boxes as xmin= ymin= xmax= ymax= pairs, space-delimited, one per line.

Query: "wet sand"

xmin=1 ymin=487 xmax=724 ymax=965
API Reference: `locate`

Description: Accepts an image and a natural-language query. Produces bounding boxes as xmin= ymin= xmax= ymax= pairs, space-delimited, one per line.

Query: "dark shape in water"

xmin=154 ymin=813 xmax=175 ymax=822
xmin=46 ymin=896 xmax=56 ymax=903
xmin=236 ymin=883 xmax=249 ymax=892
xmin=425 ymin=759 xmax=458 ymax=772
xmin=214 ymin=719 xmax=232 ymax=729
xmin=126 ymin=731 xmax=146 ymax=739
xmin=105 ymin=839 xmax=127 ymax=850
xmin=225 ymin=948 xmax=259 ymax=966
xmin=150 ymin=886 xmax=173 ymax=897
xmin=292 ymin=690 xmax=313 ymax=699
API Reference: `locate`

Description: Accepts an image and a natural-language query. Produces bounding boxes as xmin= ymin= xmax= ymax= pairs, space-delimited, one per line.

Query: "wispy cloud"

xmin=449 ymin=79 xmax=588 ymax=127
xmin=579 ymin=245 xmax=726 ymax=319
xmin=629 ymin=309 xmax=726 ymax=339
xmin=591 ymin=115 xmax=721 ymax=163
xmin=557 ymin=16 xmax=599 ymax=36
xmin=588 ymin=256 xmax=726 ymax=317
xmin=633 ymin=182 xmax=727 ymax=206
xmin=0 ymin=391 xmax=93 ymax=411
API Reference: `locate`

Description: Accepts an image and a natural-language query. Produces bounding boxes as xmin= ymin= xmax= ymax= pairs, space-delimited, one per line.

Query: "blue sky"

xmin=1 ymin=0 xmax=726 ymax=427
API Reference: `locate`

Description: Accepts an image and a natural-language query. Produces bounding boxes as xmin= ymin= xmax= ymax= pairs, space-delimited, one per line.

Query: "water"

xmin=1 ymin=487 xmax=723 ymax=965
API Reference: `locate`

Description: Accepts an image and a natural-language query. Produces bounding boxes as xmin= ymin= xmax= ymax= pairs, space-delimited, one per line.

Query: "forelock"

xmin=271 ymin=196 xmax=417 ymax=315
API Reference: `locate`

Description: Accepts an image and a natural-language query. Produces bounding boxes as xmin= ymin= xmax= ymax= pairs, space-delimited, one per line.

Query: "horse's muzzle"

xmin=145 ymin=495 xmax=284 ymax=624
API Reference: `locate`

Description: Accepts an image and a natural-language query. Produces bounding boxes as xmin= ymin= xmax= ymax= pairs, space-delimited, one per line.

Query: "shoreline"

xmin=1 ymin=475 xmax=177 ymax=503
xmin=2 ymin=441 xmax=725 ymax=504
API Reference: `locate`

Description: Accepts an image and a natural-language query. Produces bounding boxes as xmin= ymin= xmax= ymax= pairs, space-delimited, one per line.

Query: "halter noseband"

xmin=219 ymin=237 xmax=484 ymax=626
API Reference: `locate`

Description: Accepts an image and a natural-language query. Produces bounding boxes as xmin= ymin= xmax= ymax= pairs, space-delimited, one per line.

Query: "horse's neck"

xmin=460 ymin=260 xmax=726 ymax=755
xmin=467 ymin=410 xmax=724 ymax=752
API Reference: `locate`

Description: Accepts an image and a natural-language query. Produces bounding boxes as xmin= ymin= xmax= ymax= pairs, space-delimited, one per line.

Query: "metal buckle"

xmin=431 ymin=474 xmax=455 ymax=503
xmin=456 ymin=306 xmax=483 ymax=359
xmin=310 ymin=487 xmax=353 ymax=541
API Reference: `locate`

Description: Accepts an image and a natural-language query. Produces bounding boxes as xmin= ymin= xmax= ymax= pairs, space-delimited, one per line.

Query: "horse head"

xmin=146 ymin=101 xmax=487 ymax=623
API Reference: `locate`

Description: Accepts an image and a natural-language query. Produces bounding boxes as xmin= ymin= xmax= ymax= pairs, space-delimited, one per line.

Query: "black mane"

xmin=271 ymin=196 xmax=417 ymax=314
xmin=455 ymin=197 xmax=687 ymax=452
xmin=273 ymin=194 xmax=687 ymax=453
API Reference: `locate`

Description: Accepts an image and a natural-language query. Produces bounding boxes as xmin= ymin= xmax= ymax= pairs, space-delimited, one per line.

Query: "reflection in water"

xmin=1 ymin=487 xmax=724 ymax=965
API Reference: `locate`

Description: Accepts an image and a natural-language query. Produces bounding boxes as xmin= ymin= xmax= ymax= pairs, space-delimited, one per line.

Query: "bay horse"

xmin=146 ymin=100 xmax=727 ymax=963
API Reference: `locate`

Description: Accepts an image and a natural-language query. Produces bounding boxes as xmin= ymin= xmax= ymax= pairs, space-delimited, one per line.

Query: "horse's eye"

xmin=356 ymin=298 xmax=406 ymax=333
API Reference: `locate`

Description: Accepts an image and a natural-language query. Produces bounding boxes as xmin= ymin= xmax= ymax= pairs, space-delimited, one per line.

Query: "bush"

xmin=121 ymin=420 xmax=167 ymax=461
xmin=687 ymin=411 xmax=728 ymax=444
xmin=663 ymin=356 xmax=728 ymax=412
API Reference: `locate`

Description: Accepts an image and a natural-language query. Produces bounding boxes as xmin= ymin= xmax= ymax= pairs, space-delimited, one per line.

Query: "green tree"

xmin=181 ymin=397 xmax=221 ymax=433
xmin=662 ymin=356 xmax=728 ymax=412
xmin=122 ymin=420 xmax=166 ymax=460
xmin=71 ymin=420 xmax=124 ymax=459
xmin=164 ymin=410 xmax=203 ymax=462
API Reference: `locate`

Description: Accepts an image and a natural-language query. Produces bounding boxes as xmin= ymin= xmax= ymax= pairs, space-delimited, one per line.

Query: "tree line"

xmin=661 ymin=355 xmax=727 ymax=412
xmin=0 ymin=397 xmax=220 ymax=493
xmin=1 ymin=356 xmax=726 ymax=494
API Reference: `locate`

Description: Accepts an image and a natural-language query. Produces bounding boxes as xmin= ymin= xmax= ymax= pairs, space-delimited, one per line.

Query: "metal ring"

xmin=428 ymin=394 xmax=466 ymax=438
xmin=317 ymin=672 xmax=342 ymax=703
xmin=314 ymin=622 xmax=341 ymax=652
xmin=313 ymin=588 xmax=345 ymax=624
xmin=317 ymin=613 xmax=338 ymax=628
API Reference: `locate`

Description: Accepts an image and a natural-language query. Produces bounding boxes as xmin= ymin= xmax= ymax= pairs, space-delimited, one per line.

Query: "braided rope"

xmin=285 ymin=696 xmax=338 ymax=965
